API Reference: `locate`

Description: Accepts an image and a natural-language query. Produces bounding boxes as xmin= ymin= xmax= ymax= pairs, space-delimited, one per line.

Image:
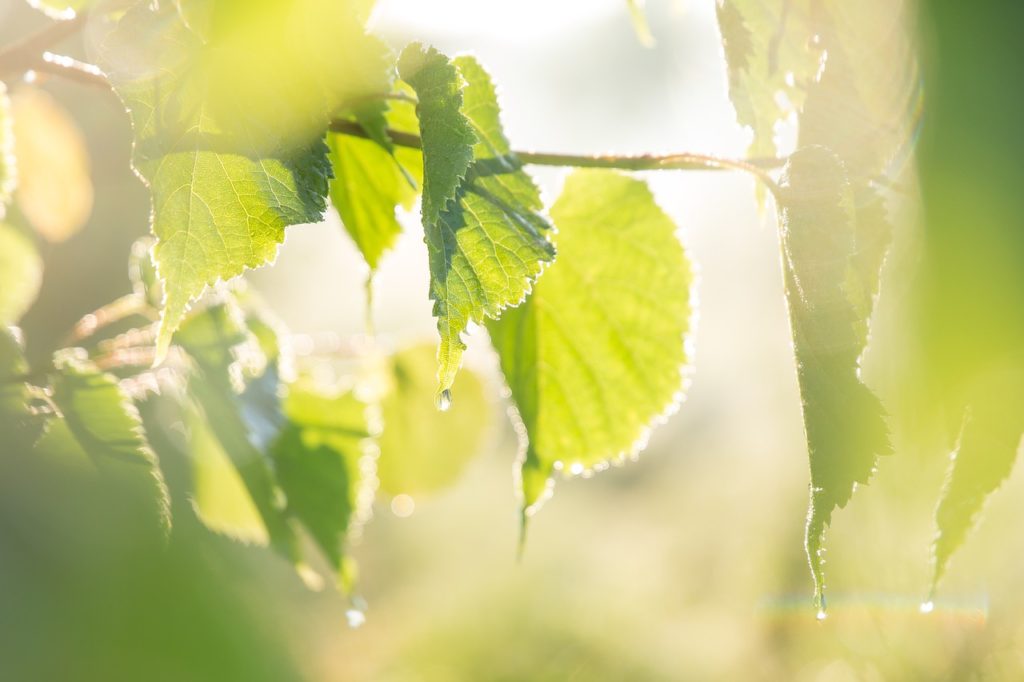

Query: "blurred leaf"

xmin=0 ymin=221 xmax=42 ymax=325
xmin=11 ymin=87 xmax=93 ymax=243
xmin=47 ymin=350 xmax=171 ymax=534
xmin=176 ymin=302 xmax=300 ymax=560
xmin=272 ymin=381 xmax=375 ymax=582
xmin=97 ymin=0 xmax=390 ymax=360
xmin=400 ymin=48 xmax=555 ymax=398
xmin=778 ymin=146 xmax=891 ymax=612
xmin=488 ymin=170 xmax=693 ymax=515
xmin=626 ymin=0 xmax=655 ymax=48
xmin=0 ymin=83 xmax=13 ymax=211
xmin=128 ymin=237 xmax=163 ymax=310
xmin=715 ymin=0 xmax=821 ymax=159
xmin=327 ymin=98 xmax=423 ymax=271
xmin=0 ymin=327 xmax=46 ymax=450
xmin=376 ymin=343 xmax=488 ymax=498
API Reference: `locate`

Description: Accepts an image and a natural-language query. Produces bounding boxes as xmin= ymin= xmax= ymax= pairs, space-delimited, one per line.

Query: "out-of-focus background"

xmin=2 ymin=0 xmax=1024 ymax=679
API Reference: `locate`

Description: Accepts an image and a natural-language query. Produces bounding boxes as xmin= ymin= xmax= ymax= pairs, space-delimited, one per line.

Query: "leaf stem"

xmin=328 ymin=119 xmax=783 ymax=194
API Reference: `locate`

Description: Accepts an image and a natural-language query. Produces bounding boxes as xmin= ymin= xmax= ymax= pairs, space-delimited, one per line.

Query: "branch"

xmin=0 ymin=12 xmax=88 ymax=79
xmin=328 ymin=118 xmax=783 ymax=194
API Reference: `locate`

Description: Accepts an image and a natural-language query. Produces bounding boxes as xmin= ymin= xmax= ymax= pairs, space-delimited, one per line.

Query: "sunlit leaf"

xmin=327 ymin=97 xmax=423 ymax=271
xmin=400 ymin=48 xmax=555 ymax=397
xmin=11 ymin=87 xmax=93 ymax=243
xmin=0 ymin=221 xmax=42 ymax=325
xmin=0 ymin=327 xmax=46 ymax=450
xmin=488 ymin=170 xmax=693 ymax=516
xmin=778 ymin=146 xmax=891 ymax=613
xmin=97 ymin=0 xmax=390 ymax=359
xmin=626 ymin=0 xmax=655 ymax=48
xmin=272 ymin=381 xmax=376 ymax=582
xmin=376 ymin=343 xmax=489 ymax=498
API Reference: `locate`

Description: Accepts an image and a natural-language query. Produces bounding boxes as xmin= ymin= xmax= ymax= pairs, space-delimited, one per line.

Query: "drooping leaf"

xmin=327 ymin=97 xmax=423 ymax=271
xmin=0 ymin=221 xmax=42 ymax=325
xmin=271 ymin=381 xmax=376 ymax=583
xmin=98 ymin=0 xmax=390 ymax=359
xmin=0 ymin=82 xmax=14 ymax=211
xmin=400 ymin=48 xmax=555 ymax=397
xmin=376 ymin=343 xmax=488 ymax=498
xmin=47 ymin=350 xmax=171 ymax=534
xmin=175 ymin=302 xmax=300 ymax=560
xmin=11 ymin=87 xmax=93 ymax=243
xmin=488 ymin=170 xmax=693 ymax=516
xmin=931 ymin=383 xmax=1024 ymax=593
xmin=777 ymin=146 xmax=891 ymax=613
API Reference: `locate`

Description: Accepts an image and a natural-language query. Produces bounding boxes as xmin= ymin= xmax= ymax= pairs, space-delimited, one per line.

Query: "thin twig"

xmin=0 ymin=12 xmax=88 ymax=78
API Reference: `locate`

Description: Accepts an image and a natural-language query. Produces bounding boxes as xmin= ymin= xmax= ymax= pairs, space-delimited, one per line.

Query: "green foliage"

xmin=376 ymin=343 xmax=489 ymax=498
xmin=0 ymin=221 xmax=41 ymax=325
xmin=778 ymin=146 xmax=891 ymax=612
xmin=98 ymin=0 xmax=390 ymax=360
xmin=488 ymin=169 xmax=693 ymax=515
xmin=327 ymin=96 xmax=423 ymax=271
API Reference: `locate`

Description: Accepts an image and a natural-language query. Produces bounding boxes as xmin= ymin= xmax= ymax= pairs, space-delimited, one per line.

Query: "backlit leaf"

xmin=777 ymin=146 xmax=891 ymax=613
xmin=0 ymin=221 xmax=42 ymax=325
xmin=488 ymin=170 xmax=693 ymax=516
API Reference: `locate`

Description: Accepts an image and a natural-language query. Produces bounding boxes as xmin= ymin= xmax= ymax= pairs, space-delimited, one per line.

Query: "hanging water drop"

xmin=816 ymin=608 xmax=827 ymax=621
xmin=919 ymin=600 xmax=934 ymax=614
xmin=435 ymin=389 xmax=452 ymax=412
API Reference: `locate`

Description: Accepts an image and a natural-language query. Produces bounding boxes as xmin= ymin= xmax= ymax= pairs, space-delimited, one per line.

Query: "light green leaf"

xmin=778 ymin=146 xmax=891 ymax=613
xmin=626 ymin=0 xmax=656 ymax=48
xmin=327 ymin=99 xmax=423 ymax=270
xmin=272 ymin=381 xmax=376 ymax=581
xmin=98 ymin=0 xmax=390 ymax=360
xmin=376 ymin=343 xmax=489 ymax=498
xmin=0 ymin=221 xmax=42 ymax=325
xmin=488 ymin=170 xmax=693 ymax=516
xmin=48 ymin=350 xmax=171 ymax=534
xmin=0 ymin=82 xmax=14 ymax=211
xmin=397 ymin=44 xmax=477 ymax=226
xmin=930 ymin=376 xmax=1024 ymax=594
xmin=401 ymin=49 xmax=555 ymax=397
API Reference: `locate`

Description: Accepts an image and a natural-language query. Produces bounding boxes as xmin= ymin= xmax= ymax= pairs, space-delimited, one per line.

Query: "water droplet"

xmin=345 ymin=608 xmax=366 ymax=629
xmin=435 ymin=389 xmax=452 ymax=412
xmin=390 ymin=494 xmax=415 ymax=518
xmin=919 ymin=600 xmax=934 ymax=614
xmin=569 ymin=462 xmax=584 ymax=476
xmin=816 ymin=608 xmax=828 ymax=621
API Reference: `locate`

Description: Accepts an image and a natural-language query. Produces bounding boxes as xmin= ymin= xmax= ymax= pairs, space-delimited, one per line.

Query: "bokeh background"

xmin=2 ymin=0 xmax=1023 ymax=679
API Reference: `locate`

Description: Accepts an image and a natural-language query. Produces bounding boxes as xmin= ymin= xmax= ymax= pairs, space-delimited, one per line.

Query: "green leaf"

xmin=327 ymin=100 xmax=423 ymax=270
xmin=175 ymin=302 xmax=300 ymax=560
xmin=715 ymin=0 xmax=821 ymax=159
xmin=931 ymin=385 xmax=1024 ymax=594
xmin=98 ymin=0 xmax=390 ymax=360
xmin=271 ymin=381 xmax=376 ymax=582
xmin=488 ymin=169 xmax=693 ymax=516
xmin=0 ymin=82 xmax=14 ymax=211
xmin=376 ymin=343 xmax=489 ymax=498
xmin=0 ymin=221 xmax=42 ymax=325
xmin=397 ymin=44 xmax=477 ymax=226
xmin=400 ymin=49 xmax=555 ymax=397
xmin=48 ymin=350 xmax=171 ymax=534
xmin=777 ymin=146 xmax=891 ymax=613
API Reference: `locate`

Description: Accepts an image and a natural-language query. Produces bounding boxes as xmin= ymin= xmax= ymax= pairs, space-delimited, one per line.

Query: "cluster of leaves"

xmin=1 ymin=0 xmax=695 ymax=600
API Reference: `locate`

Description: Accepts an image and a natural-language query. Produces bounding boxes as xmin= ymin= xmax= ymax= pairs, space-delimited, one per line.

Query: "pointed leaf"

xmin=488 ymin=170 xmax=693 ymax=514
xmin=778 ymin=146 xmax=891 ymax=612
xmin=376 ymin=343 xmax=489 ymax=498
